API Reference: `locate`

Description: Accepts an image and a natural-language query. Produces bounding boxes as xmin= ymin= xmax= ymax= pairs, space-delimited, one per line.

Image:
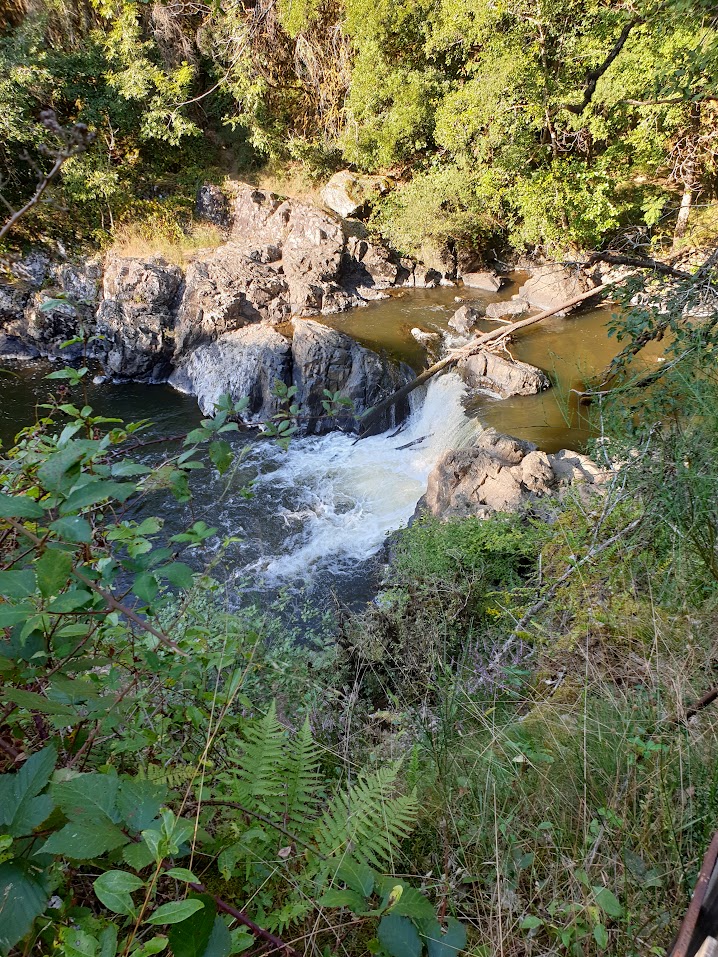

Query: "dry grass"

xmin=240 ymin=162 xmax=326 ymax=207
xmin=110 ymin=221 xmax=225 ymax=264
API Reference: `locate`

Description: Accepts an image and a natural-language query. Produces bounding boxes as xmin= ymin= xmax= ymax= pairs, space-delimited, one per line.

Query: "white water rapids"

xmin=214 ymin=372 xmax=480 ymax=590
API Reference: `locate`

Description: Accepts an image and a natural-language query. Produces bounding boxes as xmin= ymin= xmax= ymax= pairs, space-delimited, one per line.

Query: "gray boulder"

xmin=518 ymin=264 xmax=595 ymax=315
xmin=462 ymin=271 xmax=504 ymax=292
xmin=422 ymin=428 xmax=610 ymax=520
xmin=291 ymin=319 xmax=412 ymax=434
xmin=320 ymin=171 xmax=392 ymax=219
xmin=169 ymin=324 xmax=292 ymax=418
xmin=448 ymin=304 xmax=482 ymax=335
xmin=459 ymin=351 xmax=549 ymax=397
xmin=485 ymin=299 xmax=529 ymax=321
xmin=96 ymin=256 xmax=183 ymax=380
xmin=343 ymin=237 xmax=411 ymax=297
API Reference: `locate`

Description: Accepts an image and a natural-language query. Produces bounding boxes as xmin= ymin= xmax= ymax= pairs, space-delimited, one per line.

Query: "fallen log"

xmin=357 ymin=281 xmax=615 ymax=439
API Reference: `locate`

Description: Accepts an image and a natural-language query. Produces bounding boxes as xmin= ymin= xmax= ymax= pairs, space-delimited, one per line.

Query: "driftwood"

xmin=357 ymin=282 xmax=613 ymax=439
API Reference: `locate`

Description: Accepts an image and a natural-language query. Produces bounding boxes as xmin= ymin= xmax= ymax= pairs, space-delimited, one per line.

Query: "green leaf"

xmin=61 ymin=480 xmax=134 ymax=513
xmin=162 ymin=563 xmax=194 ymax=590
xmin=37 ymin=445 xmax=87 ymax=491
xmin=59 ymin=927 xmax=99 ymax=957
xmin=164 ymin=868 xmax=199 ymax=883
xmin=0 ymin=569 xmax=37 ymax=600
xmin=0 ymin=603 xmax=33 ymax=627
xmin=94 ymin=870 xmax=144 ymax=917
xmin=593 ymin=922 xmax=609 ymax=949
xmin=0 ymin=746 xmax=56 ymax=834
xmin=389 ymin=886 xmax=435 ymax=921
xmin=520 ymin=915 xmax=543 ymax=930
xmin=53 ymin=773 xmax=120 ymax=822
xmin=117 ymin=778 xmax=167 ymax=832
xmin=0 ymin=491 xmax=44 ymax=518
xmin=0 ymin=861 xmax=49 ymax=954
xmin=146 ymin=899 xmax=205 ymax=926
xmin=1 ymin=688 xmax=76 ymax=719
xmin=40 ymin=820 xmax=128 ymax=859
xmin=209 ymin=440 xmax=233 ymax=475
xmin=423 ymin=918 xmax=467 ymax=957
xmin=378 ymin=914 xmax=422 ymax=957
xmin=166 ymin=895 xmax=216 ymax=957
xmin=592 ymin=886 xmax=623 ymax=918
xmin=133 ymin=573 xmax=158 ymax=604
xmin=36 ymin=548 xmax=74 ymax=599
xmin=123 ymin=841 xmax=156 ymax=870
xmin=132 ymin=937 xmax=168 ymax=957
xmin=336 ymin=858 xmax=375 ymax=897
xmin=317 ymin=889 xmax=367 ymax=912
xmin=49 ymin=516 xmax=93 ymax=543
xmin=99 ymin=925 xmax=118 ymax=957
xmin=203 ymin=918 xmax=232 ymax=957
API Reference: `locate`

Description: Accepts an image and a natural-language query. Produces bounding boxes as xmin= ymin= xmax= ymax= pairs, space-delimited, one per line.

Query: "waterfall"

xmin=219 ymin=372 xmax=479 ymax=588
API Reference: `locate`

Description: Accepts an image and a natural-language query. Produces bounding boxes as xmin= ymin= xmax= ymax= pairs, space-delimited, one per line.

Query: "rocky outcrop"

xmin=174 ymin=247 xmax=291 ymax=354
xmin=169 ymin=324 xmax=292 ymax=419
xmin=169 ymin=317 xmax=413 ymax=433
xmin=96 ymin=256 xmax=183 ymax=380
xmin=343 ymin=237 xmax=411 ymax=298
xmin=421 ymin=429 xmax=610 ymax=520
xmin=320 ymin=171 xmax=392 ymax=219
xmin=1 ymin=258 xmax=101 ymax=360
xmin=459 ymin=351 xmax=549 ymax=397
xmin=195 ymin=184 xmax=231 ymax=228
xmin=291 ymin=320 xmax=412 ymax=434
xmin=518 ymin=264 xmax=596 ymax=315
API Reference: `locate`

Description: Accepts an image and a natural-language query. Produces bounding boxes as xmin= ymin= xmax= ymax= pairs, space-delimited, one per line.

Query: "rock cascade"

xmin=421 ymin=428 xmax=610 ymax=520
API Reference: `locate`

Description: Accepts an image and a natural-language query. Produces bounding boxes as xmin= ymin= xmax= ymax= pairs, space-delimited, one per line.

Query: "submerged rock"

xmin=459 ymin=351 xmax=549 ymax=397
xmin=421 ymin=428 xmax=610 ymax=520
xmin=485 ymin=298 xmax=529 ymax=321
xmin=462 ymin=270 xmax=504 ymax=292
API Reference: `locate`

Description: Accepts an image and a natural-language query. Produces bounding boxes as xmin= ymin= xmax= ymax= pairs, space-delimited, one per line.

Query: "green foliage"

xmin=0 ymin=369 xmax=457 ymax=955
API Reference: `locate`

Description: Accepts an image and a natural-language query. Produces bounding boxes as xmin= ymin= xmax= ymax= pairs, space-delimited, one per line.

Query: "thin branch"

xmin=563 ymin=20 xmax=640 ymax=115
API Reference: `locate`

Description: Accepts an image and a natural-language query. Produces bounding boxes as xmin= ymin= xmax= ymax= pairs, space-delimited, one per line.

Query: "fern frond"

xmin=228 ymin=702 xmax=287 ymax=814
xmin=283 ymin=718 xmax=324 ymax=841
xmin=314 ymin=765 xmax=418 ymax=869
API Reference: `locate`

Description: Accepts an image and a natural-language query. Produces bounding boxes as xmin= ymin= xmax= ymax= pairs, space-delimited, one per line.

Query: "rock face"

xmin=448 ymin=304 xmax=482 ymax=335
xmin=422 ymin=429 xmax=610 ymax=520
xmin=195 ymin=184 xmax=231 ymax=228
xmin=320 ymin=171 xmax=392 ymax=219
xmin=96 ymin=256 xmax=183 ymax=380
xmin=462 ymin=271 xmax=504 ymax=292
xmin=291 ymin=320 xmax=412 ymax=434
xmin=518 ymin=264 xmax=596 ymax=315
xmin=1 ymin=258 xmax=101 ymax=360
xmin=175 ymin=248 xmax=291 ymax=354
xmin=169 ymin=324 xmax=292 ymax=419
xmin=344 ymin=237 xmax=411 ymax=298
xmin=459 ymin=351 xmax=549 ymax=397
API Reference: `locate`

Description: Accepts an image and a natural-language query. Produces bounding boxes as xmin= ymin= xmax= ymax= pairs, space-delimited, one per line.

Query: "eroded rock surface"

xmin=448 ymin=304 xmax=482 ymax=335
xmin=421 ymin=429 xmax=610 ymax=520
xmin=459 ymin=351 xmax=549 ymax=397
xmin=320 ymin=171 xmax=392 ymax=219
xmin=96 ymin=256 xmax=183 ymax=380
xmin=518 ymin=264 xmax=596 ymax=314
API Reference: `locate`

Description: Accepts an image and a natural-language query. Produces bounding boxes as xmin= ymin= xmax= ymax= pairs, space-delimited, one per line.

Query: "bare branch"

xmin=563 ymin=20 xmax=640 ymax=115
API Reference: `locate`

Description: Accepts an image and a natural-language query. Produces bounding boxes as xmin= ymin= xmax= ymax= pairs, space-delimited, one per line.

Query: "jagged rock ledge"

xmin=417 ymin=428 xmax=611 ymax=521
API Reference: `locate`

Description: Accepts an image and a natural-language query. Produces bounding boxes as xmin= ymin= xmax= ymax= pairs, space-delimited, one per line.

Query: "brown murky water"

xmin=322 ymin=274 xmax=659 ymax=453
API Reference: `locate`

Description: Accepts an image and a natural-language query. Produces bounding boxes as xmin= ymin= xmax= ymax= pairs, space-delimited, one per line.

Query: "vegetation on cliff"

xmin=1 ymin=0 xmax=716 ymax=257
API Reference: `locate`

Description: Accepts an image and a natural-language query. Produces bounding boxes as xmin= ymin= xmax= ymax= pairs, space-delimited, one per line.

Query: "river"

xmin=0 ymin=277 xmax=638 ymax=610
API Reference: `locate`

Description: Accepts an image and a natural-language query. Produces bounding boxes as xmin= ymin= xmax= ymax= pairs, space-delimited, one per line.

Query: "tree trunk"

xmin=673 ymin=102 xmax=701 ymax=247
